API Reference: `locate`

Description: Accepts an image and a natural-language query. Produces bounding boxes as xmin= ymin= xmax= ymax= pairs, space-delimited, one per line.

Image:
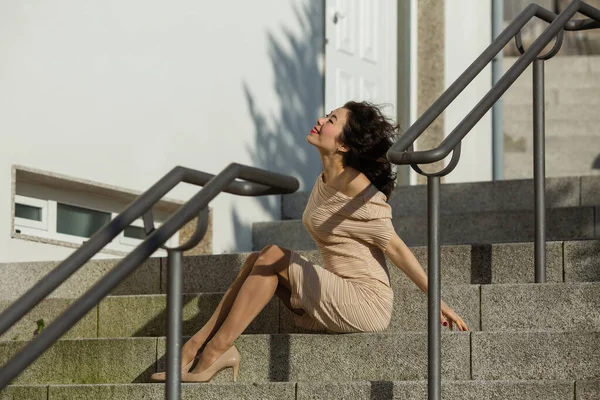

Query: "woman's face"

xmin=306 ymin=107 xmax=349 ymax=154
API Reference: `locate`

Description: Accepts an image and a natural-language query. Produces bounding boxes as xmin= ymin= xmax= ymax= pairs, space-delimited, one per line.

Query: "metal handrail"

xmin=384 ymin=2 xmax=600 ymax=400
xmin=0 ymin=163 xmax=299 ymax=399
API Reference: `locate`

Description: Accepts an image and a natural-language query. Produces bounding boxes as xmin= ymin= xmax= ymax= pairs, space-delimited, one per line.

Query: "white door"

xmin=325 ymin=0 xmax=397 ymax=118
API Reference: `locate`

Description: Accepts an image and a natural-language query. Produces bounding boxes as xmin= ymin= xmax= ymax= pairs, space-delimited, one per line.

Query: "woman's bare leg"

xmin=190 ymin=244 xmax=292 ymax=372
xmin=178 ymin=251 xmax=261 ymax=367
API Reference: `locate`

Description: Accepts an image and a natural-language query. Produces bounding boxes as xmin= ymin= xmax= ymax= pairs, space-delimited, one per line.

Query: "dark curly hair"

xmin=340 ymin=101 xmax=398 ymax=201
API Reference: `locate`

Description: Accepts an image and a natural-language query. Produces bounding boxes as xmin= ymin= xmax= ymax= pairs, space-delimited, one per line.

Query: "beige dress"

xmin=288 ymin=172 xmax=395 ymax=333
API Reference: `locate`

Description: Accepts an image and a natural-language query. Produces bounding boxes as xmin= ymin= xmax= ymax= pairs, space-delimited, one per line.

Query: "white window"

xmin=14 ymin=195 xmax=48 ymax=231
xmin=14 ymin=196 xmax=178 ymax=255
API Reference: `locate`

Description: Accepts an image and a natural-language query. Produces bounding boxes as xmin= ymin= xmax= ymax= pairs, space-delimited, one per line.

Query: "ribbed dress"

xmin=287 ymin=172 xmax=395 ymax=333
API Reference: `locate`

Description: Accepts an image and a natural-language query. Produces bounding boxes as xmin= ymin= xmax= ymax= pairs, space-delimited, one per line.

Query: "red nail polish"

xmin=443 ymin=321 xmax=448 ymax=327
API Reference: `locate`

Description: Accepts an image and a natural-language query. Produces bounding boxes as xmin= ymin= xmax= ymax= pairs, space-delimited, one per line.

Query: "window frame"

xmin=14 ymin=195 xmax=49 ymax=231
xmin=13 ymin=195 xmax=178 ymax=255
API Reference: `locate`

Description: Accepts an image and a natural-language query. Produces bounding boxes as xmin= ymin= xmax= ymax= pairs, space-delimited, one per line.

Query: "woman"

xmin=151 ymin=101 xmax=469 ymax=383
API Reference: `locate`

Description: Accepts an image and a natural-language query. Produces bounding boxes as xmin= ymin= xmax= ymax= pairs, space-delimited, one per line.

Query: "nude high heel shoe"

xmin=181 ymin=345 xmax=241 ymax=383
xmin=150 ymin=359 xmax=195 ymax=382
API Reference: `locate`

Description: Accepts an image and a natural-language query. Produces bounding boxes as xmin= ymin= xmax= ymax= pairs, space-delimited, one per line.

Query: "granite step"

xmin=3 ymin=281 xmax=599 ymax=341
xmin=1 ymin=331 xmax=600 ymax=385
xmin=504 ymin=136 xmax=600 ymax=179
xmin=256 ymin=207 xmax=597 ymax=249
xmin=281 ymin=175 xmax=600 ymax=220
xmin=5 ymin=380 xmax=600 ymax=400
xmin=2 ymin=240 xmax=599 ymax=303
xmin=502 ymin=86 xmax=600 ymax=106
xmin=504 ymin=104 xmax=600 ymax=123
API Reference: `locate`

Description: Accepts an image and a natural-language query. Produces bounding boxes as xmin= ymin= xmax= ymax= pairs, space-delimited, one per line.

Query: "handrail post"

xmin=427 ymin=176 xmax=441 ymax=400
xmin=166 ymin=249 xmax=183 ymax=400
xmin=492 ymin=0 xmax=505 ymax=180
xmin=533 ymin=58 xmax=547 ymax=283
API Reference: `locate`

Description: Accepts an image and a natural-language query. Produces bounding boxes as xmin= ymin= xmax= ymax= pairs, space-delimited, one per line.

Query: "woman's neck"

xmin=321 ymin=154 xmax=345 ymax=183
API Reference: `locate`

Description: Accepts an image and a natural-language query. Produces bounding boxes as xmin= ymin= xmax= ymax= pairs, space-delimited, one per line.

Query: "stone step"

xmin=0 ymin=258 xmax=161 ymax=300
xmin=2 ymin=331 xmax=599 ymax=384
xmin=3 ymin=282 xmax=598 ymax=341
xmin=257 ymin=208 xmax=597 ymax=249
xmin=2 ymin=240 xmax=598 ymax=306
xmin=281 ymin=176 xmax=600 ymax=219
xmin=503 ymin=56 xmax=600 ymax=89
xmin=6 ymin=380 xmax=600 ymax=400
xmin=504 ymin=136 xmax=600 ymax=180
xmin=502 ymin=86 xmax=600 ymax=106
xmin=504 ymin=104 xmax=600 ymax=124
xmin=504 ymin=56 xmax=600 ymax=76
xmin=504 ymin=118 xmax=600 ymax=137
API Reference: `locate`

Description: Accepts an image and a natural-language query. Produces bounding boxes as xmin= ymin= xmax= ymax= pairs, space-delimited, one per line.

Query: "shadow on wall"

xmin=232 ymin=0 xmax=324 ymax=251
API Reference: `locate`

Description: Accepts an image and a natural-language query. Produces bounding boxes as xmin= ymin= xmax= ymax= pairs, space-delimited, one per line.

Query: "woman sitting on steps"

xmin=151 ymin=100 xmax=469 ymax=383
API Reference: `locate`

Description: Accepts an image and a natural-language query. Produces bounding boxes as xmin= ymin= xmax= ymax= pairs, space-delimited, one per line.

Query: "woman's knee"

xmin=254 ymin=245 xmax=288 ymax=273
xmin=257 ymin=245 xmax=284 ymax=262
xmin=237 ymin=252 xmax=260 ymax=278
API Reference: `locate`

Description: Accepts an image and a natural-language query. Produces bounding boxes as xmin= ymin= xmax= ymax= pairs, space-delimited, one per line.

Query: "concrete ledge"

xmin=0 ymin=338 xmax=157 ymax=385
xmin=297 ymin=380 xmax=574 ymax=400
xmin=564 ymin=240 xmax=600 ymax=282
xmin=47 ymin=383 xmax=295 ymax=400
xmin=582 ymin=176 xmax=600 ymax=206
xmin=576 ymin=380 xmax=600 ymax=400
xmin=472 ymin=331 xmax=600 ymax=380
xmin=1 ymin=381 xmax=581 ymax=400
xmin=0 ymin=259 xmax=161 ymax=300
xmin=0 ymin=385 xmax=48 ymax=400
xmin=157 ymin=332 xmax=470 ymax=383
xmin=161 ymin=253 xmax=249 ymax=294
xmin=481 ymin=283 xmax=600 ymax=331
xmin=0 ymin=299 xmax=97 ymax=341
xmin=282 ymin=176 xmax=600 ymax=220
xmin=257 ymin=207 xmax=596 ymax=249
xmin=280 ymin=284 xmax=480 ymax=333
xmin=174 ymin=241 xmax=568 ymax=292
xmin=98 ymin=294 xmax=278 ymax=337
xmin=253 ymin=220 xmax=315 ymax=251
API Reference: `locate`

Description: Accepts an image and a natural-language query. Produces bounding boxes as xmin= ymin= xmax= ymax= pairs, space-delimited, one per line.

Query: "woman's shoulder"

xmin=345 ymin=173 xmax=372 ymax=197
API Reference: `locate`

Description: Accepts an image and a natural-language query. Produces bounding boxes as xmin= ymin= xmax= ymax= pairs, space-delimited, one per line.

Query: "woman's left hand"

xmin=440 ymin=307 xmax=469 ymax=331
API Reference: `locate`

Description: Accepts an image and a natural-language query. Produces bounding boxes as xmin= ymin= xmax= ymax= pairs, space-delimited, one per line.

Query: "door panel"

xmin=325 ymin=0 xmax=396 ymax=117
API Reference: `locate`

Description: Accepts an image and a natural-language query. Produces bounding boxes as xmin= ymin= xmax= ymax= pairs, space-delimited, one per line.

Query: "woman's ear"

xmin=337 ymin=144 xmax=349 ymax=153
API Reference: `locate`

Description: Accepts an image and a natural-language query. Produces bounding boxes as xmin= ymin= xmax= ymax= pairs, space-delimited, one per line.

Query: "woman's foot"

xmin=181 ymin=344 xmax=241 ymax=383
xmin=150 ymin=336 xmax=208 ymax=381
xmin=150 ymin=358 xmax=195 ymax=382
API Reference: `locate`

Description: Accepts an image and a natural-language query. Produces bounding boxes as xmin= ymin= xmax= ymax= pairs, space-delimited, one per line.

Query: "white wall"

xmin=0 ymin=0 xmax=324 ymax=262
xmin=443 ymin=0 xmax=493 ymax=183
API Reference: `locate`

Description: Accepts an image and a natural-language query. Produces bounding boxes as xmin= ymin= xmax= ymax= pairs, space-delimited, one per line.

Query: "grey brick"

xmin=48 ymin=383 xmax=295 ymax=400
xmin=481 ymin=282 xmax=600 ymax=331
xmin=505 ymin=104 xmax=600 ymax=123
xmin=166 ymin=253 xmax=248 ymax=294
xmin=256 ymin=208 xmax=596 ymax=249
xmin=0 ymin=338 xmax=157 ymax=384
xmin=0 ymin=298 xmax=97 ymax=341
xmin=564 ymin=240 xmax=600 ymax=282
xmin=282 ymin=177 xmax=582 ymax=220
xmin=387 ymin=284 xmax=480 ymax=332
xmin=98 ymin=294 xmax=279 ymax=337
xmin=281 ymin=192 xmax=310 ymax=220
xmin=581 ymin=176 xmax=600 ymax=206
xmin=0 ymin=385 xmax=48 ymax=400
xmin=0 ymin=259 xmax=160 ymax=300
xmin=576 ymin=380 xmax=600 ymax=400
xmin=280 ymin=284 xmax=480 ymax=333
xmin=157 ymin=332 xmax=470 ymax=382
xmin=253 ymin=220 xmax=316 ymax=251
xmin=298 ymin=380 xmax=573 ymax=400
xmin=472 ymin=331 xmax=600 ymax=380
